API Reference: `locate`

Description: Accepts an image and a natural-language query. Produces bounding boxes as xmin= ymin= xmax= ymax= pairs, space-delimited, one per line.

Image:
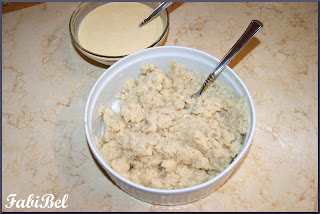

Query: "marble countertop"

xmin=2 ymin=2 xmax=318 ymax=212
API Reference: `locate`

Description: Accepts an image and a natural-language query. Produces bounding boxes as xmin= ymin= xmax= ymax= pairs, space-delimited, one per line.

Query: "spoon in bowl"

xmin=139 ymin=2 xmax=172 ymax=27
xmin=190 ymin=20 xmax=263 ymax=100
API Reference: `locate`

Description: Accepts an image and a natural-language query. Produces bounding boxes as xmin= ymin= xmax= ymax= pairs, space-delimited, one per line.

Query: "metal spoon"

xmin=190 ymin=20 xmax=263 ymax=99
xmin=139 ymin=2 xmax=172 ymax=27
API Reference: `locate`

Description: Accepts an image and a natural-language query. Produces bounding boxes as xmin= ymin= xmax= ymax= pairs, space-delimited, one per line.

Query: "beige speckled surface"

xmin=2 ymin=2 xmax=318 ymax=212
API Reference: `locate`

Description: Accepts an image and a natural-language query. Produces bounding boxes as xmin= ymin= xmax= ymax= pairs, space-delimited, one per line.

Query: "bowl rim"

xmin=84 ymin=46 xmax=256 ymax=194
xmin=69 ymin=2 xmax=170 ymax=59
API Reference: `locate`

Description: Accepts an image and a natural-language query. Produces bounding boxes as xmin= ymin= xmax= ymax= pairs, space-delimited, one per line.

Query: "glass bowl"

xmin=69 ymin=2 xmax=170 ymax=65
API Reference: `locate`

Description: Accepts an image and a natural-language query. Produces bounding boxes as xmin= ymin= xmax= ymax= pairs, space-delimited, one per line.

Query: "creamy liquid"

xmin=78 ymin=2 xmax=164 ymax=56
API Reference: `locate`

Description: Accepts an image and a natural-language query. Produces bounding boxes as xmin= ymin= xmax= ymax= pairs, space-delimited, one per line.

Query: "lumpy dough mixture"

xmin=97 ymin=62 xmax=249 ymax=189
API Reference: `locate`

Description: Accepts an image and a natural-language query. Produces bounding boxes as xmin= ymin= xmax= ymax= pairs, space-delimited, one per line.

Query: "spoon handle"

xmin=139 ymin=2 xmax=172 ymax=27
xmin=194 ymin=20 xmax=263 ymax=97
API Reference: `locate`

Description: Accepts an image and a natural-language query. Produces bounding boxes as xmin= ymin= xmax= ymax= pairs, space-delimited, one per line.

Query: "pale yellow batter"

xmin=78 ymin=2 xmax=164 ymax=56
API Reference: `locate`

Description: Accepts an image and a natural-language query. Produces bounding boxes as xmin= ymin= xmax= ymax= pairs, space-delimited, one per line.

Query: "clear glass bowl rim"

xmin=69 ymin=2 xmax=170 ymax=59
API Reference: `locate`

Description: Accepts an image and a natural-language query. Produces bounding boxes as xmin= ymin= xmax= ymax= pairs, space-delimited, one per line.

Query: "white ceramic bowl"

xmin=84 ymin=46 xmax=256 ymax=205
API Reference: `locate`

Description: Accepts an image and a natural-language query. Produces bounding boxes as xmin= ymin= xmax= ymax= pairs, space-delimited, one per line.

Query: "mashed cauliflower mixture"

xmin=97 ymin=62 xmax=248 ymax=189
